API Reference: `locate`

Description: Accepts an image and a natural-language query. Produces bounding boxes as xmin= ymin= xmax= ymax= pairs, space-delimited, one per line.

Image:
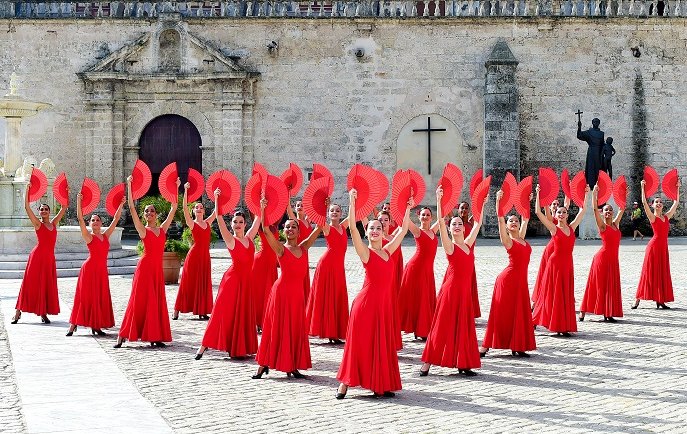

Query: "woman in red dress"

xmin=114 ymin=176 xmax=179 ymax=348
xmin=479 ymin=190 xmax=536 ymax=358
xmin=195 ymin=189 xmax=261 ymax=359
xmin=12 ymin=183 xmax=67 ymax=324
xmin=631 ymin=179 xmax=681 ymax=309
xmin=252 ymin=225 xmax=279 ymax=332
xmin=397 ymin=206 xmax=439 ymax=340
xmin=579 ymin=185 xmax=625 ymax=322
xmin=531 ymin=198 xmax=569 ymax=310
xmin=66 ymin=193 xmax=125 ymax=336
xmin=287 ymin=199 xmax=314 ymax=301
xmin=253 ymin=199 xmax=321 ymax=379
xmin=419 ymin=187 xmax=483 ymax=377
xmin=532 ymin=184 xmax=589 ymax=337
xmin=306 ymin=201 xmax=349 ymax=344
xmin=336 ymin=189 xmax=411 ymax=399
xmin=173 ymin=182 xmax=217 ymax=321
xmin=378 ymin=211 xmax=403 ymax=350
xmin=456 ymin=201 xmax=481 ymax=319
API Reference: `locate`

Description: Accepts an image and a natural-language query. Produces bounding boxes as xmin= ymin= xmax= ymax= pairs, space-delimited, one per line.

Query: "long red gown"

xmin=464 ymin=220 xmax=481 ymax=318
xmin=532 ymin=217 xmax=558 ymax=305
xmin=337 ymin=249 xmax=401 ymax=394
xmin=482 ymin=241 xmax=536 ymax=351
xmin=398 ymin=230 xmax=438 ymax=338
xmin=118 ymin=228 xmax=172 ymax=342
xmin=306 ymin=226 xmax=349 ymax=340
xmin=201 ymin=239 xmax=257 ymax=357
xmin=69 ymin=235 xmax=114 ymax=329
xmin=635 ymin=216 xmax=673 ymax=303
xmin=532 ymin=228 xmax=577 ymax=333
xmin=421 ymin=245 xmax=481 ymax=370
xmin=252 ymin=228 xmax=278 ymax=328
xmin=174 ymin=224 xmax=213 ymax=316
xmin=383 ymin=237 xmax=403 ymax=350
xmin=580 ymin=225 xmax=623 ymax=317
xmin=256 ymin=248 xmax=311 ymax=372
xmin=297 ymin=219 xmax=313 ymax=301
xmin=16 ymin=223 xmax=60 ymax=316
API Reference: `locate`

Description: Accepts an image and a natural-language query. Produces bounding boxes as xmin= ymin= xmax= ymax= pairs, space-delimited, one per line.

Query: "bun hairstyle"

xmin=39 ymin=203 xmax=51 ymax=211
xmin=233 ymin=210 xmax=246 ymax=219
xmin=420 ymin=206 xmax=432 ymax=215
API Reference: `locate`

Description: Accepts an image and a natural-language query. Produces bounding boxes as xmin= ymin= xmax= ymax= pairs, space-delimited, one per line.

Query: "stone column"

xmin=3 ymin=117 xmax=22 ymax=175
xmin=483 ymin=40 xmax=520 ymax=236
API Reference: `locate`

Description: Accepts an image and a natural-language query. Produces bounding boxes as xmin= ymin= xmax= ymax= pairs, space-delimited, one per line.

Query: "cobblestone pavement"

xmin=1 ymin=236 xmax=687 ymax=433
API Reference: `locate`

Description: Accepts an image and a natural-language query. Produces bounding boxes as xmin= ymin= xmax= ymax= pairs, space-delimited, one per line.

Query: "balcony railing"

xmin=0 ymin=1 xmax=679 ymax=19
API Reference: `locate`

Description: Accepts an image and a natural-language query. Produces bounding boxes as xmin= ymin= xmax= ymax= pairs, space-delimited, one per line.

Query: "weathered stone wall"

xmin=0 ymin=17 xmax=685 ymax=229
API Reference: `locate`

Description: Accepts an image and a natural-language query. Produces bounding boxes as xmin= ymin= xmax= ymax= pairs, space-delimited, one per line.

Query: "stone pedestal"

xmin=0 ymin=226 xmax=124 ymax=258
xmin=0 ymin=177 xmax=57 ymax=228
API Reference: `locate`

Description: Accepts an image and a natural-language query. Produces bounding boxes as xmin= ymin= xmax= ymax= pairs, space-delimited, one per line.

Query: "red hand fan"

xmin=537 ymin=167 xmax=559 ymax=205
xmin=437 ymin=163 xmax=463 ymax=218
xmin=347 ymin=164 xmax=388 ymax=221
xmin=515 ymin=176 xmax=533 ymax=219
xmin=469 ymin=169 xmax=483 ymax=198
xmin=53 ymin=172 xmax=69 ymax=206
xmin=252 ymin=162 xmax=269 ymax=194
xmin=643 ymin=165 xmax=659 ymax=198
xmin=105 ymin=183 xmax=125 ymax=217
xmin=206 ymin=170 xmax=241 ymax=216
xmin=390 ymin=170 xmax=412 ymax=225
xmin=662 ymin=168 xmax=679 ymax=201
xmin=407 ymin=169 xmax=426 ymax=205
xmin=570 ymin=171 xmax=587 ymax=208
xmin=280 ymin=163 xmax=303 ymax=197
xmin=245 ymin=172 xmax=262 ymax=217
xmin=158 ymin=162 xmax=179 ymax=203
xmin=80 ymin=178 xmax=101 ymax=215
xmin=131 ymin=159 xmax=152 ymax=200
xmin=312 ymin=163 xmax=333 ymax=181
xmin=498 ymin=172 xmax=517 ymax=217
xmin=561 ymin=169 xmax=571 ymax=200
xmin=596 ymin=170 xmax=612 ymax=205
xmin=471 ymin=175 xmax=492 ymax=224
xmin=28 ymin=167 xmax=48 ymax=202
xmin=262 ymin=174 xmax=290 ymax=226
xmin=613 ymin=176 xmax=628 ymax=210
xmin=302 ymin=176 xmax=331 ymax=227
xmin=186 ymin=168 xmax=205 ymax=202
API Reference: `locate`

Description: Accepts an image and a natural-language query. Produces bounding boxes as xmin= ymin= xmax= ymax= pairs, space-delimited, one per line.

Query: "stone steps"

xmin=0 ymin=250 xmax=139 ymax=279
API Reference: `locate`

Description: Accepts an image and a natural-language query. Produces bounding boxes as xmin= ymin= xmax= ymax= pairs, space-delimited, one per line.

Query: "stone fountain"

xmin=0 ymin=74 xmax=137 ymax=278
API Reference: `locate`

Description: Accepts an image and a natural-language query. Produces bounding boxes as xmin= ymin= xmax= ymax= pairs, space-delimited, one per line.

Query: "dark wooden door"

xmin=138 ymin=114 xmax=202 ymax=197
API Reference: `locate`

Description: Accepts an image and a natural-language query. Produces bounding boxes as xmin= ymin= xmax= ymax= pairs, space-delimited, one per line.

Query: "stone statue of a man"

xmin=577 ymin=117 xmax=605 ymax=188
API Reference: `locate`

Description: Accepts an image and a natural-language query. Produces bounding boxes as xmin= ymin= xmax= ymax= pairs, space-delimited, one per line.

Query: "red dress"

xmin=635 ymin=217 xmax=673 ymax=303
xmin=16 ymin=223 xmax=60 ymax=316
xmin=69 ymin=235 xmax=115 ymax=329
xmin=532 ymin=241 xmax=553 ymax=305
xmin=383 ymin=237 xmax=403 ymax=350
xmin=580 ymin=225 xmax=623 ymax=317
xmin=421 ymin=246 xmax=481 ymax=370
xmin=201 ymin=239 xmax=257 ymax=357
xmin=252 ymin=228 xmax=279 ymax=328
xmin=532 ymin=228 xmax=577 ymax=333
xmin=256 ymin=248 xmax=311 ymax=372
xmin=118 ymin=228 xmax=172 ymax=343
xmin=174 ymin=224 xmax=213 ymax=316
xmin=337 ymin=249 xmax=401 ymax=394
xmin=482 ymin=241 xmax=536 ymax=352
xmin=297 ymin=219 xmax=313 ymax=301
xmin=306 ymin=226 xmax=349 ymax=340
xmin=463 ymin=220 xmax=481 ymax=318
xmin=398 ymin=230 xmax=438 ymax=338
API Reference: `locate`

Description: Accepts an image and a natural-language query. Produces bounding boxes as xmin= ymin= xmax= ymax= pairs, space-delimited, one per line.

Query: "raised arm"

xmin=519 ymin=217 xmax=530 ymax=240
xmin=76 ymin=193 xmax=92 ymax=243
xmin=160 ymin=178 xmax=180 ymax=232
xmin=261 ymin=198 xmax=284 ymax=257
xmin=665 ymin=180 xmax=681 ymax=220
xmin=495 ymin=190 xmax=511 ymax=249
xmin=348 ymin=189 xmax=370 ymax=263
xmin=182 ymin=183 xmax=194 ymax=229
xmin=104 ymin=196 xmax=126 ymax=238
xmin=52 ymin=199 xmax=68 ymax=227
xmin=570 ymin=185 xmax=591 ymax=230
xmin=407 ymin=212 xmax=421 ymax=238
xmin=385 ymin=198 xmax=413 ymax=256
xmin=591 ymin=185 xmax=605 ymax=231
xmin=640 ymin=180 xmax=655 ymax=223
xmin=286 ymin=200 xmax=297 ymax=220
xmin=563 ymin=195 xmax=571 ymax=210
xmin=436 ymin=187 xmax=454 ymax=256
xmin=299 ymin=225 xmax=322 ymax=251
xmin=534 ymin=185 xmax=558 ymax=234
xmin=127 ymin=175 xmax=146 ymax=238
xmin=24 ymin=183 xmax=41 ymax=229
xmin=214 ymin=190 xmax=235 ymax=250
xmin=246 ymin=211 xmax=262 ymax=240
xmin=465 ymin=200 xmax=485 ymax=247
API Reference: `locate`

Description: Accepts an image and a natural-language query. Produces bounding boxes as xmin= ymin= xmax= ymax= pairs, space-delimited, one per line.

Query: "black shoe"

xmin=113 ymin=339 xmax=124 ymax=349
xmin=631 ymin=301 xmax=639 ymax=309
xmin=578 ymin=315 xmax=585 ymax=322
xmin=479 ymin=350 xmax=488 ymax=358
xmin=152 ymin=341 xmax=167 ymax=348
xmin=66 ymin=326 xmax=77 ymax=337
xmin=419 ymin=369 xmax=430 ymax=377
xmin=10 ymin=313 xmax=20 ymax=324
xmin=658 ymin=303 xmax=671 ymax=310
xmin=561 ymin=332 xmax=572 ymax=337
xmin=252 ymin=366 xmax=270 ymax=379
xmin=172 ymin=314 xmax=179 ymax=320
xmin=458 ymin=369 xmax=477 ymax=377
xmin=201 ymin=315 xmax=210 ymax=320
xmin=290 ymin=370 xmax=306 ymax=379
xmin=383 ymin=391 xmax=395 ymax=398
xmin=92 ymin=329 xmax=106 ymax=336
xmin=604 ymin=317 xmax=618 ymax=323
xmin=194 ymin=351 xmax=204 ymax=360
xmin=336 ymin=385 xmax=347 ymax=400
xmin=512 ymin=351 xmax=531 ymax=358
xmin=41 ymin=316 xmax=50 ymax=324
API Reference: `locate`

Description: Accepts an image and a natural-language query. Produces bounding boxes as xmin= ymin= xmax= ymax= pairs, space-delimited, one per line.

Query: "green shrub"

xmin=136 ymin=238 xmax=191 ymax=261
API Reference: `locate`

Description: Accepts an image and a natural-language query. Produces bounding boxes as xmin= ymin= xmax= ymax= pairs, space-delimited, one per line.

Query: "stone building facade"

xmin=0 ymin=2 xmax=684 ymax=232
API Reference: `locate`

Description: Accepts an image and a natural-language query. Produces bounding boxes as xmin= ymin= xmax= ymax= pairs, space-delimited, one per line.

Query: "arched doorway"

xmin=139 ymin=114 xmax=202 ymax=197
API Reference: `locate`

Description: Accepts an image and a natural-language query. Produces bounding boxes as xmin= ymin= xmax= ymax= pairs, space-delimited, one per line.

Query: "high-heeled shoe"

xmin=289 ymin=370 xmax=306 ymax=379
xmin=91 ymin=329 xmax=106 ymax=336
xmin=657 ymin=303 xmax=671 ymax=309
xmin=195 ymin=350 xmax=205 ymax=360
xmin=578 ymin=314 xmax=585 ymax=322
xmin=512 ymin=351 xmax=530 ymax=358
xmin=631 ymin=300 xmax=640 ymax=309
xmin=252 ymin=366 xmax=270 ymax=379
xmin=66 ymin=326 xmax=77 ymax=337
xmin=172 ymin=312 xmax=179 ymax=320
xmin=458 ymin=369 xmax=477 ymax=377
xmin=200 ymin=315 xmax=210 ymax=320
xmin=479 ymin=350 xmax=488 ymax=358
xmin=10 ymin=312 xmax=21 ymax=324
xmin=41 ymin=315 xmax=50 ymax=324
xmin=335 ymin=384 xmax=348 ymax=400
xmin=383 ymin=391 xmax=395 ymax=398
xmin=151 ymin=341 xmax=166 ymax=348
xmin=113 ymin=339 xmax=125 ymax=349
xmin=419 ymin=368 xmax=430 ymax=377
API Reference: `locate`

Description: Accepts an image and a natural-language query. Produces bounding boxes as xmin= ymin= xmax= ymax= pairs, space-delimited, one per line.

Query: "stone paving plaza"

xmin=1 ymin=236 xmax=686 ymax=433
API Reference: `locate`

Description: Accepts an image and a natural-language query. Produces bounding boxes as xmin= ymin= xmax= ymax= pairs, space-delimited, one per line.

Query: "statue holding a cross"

xmin=576 ymin=110 xmax=605 ymax=188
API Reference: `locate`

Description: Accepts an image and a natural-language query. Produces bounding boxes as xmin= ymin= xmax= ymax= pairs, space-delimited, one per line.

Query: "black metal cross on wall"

xmin=412 ymin=116 xmax=446 ymax=174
